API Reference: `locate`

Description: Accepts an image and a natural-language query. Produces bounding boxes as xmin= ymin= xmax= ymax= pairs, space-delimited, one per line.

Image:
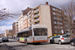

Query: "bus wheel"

xmin=25 ymin=39 xmax=27 ymax=45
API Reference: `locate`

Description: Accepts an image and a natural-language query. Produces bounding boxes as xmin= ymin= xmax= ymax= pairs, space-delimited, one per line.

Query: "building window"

xmin=53 ymin=21 xmax=57 ymax=24
xmin=53 ymin=12 xmax=56 ymax=15
xmin=52 ymin=8 xmax=56 ymax=10
xmin=60 ymin=27 xmax=63 ymax=29
xmin=53 ymin=17 xmax=57 ymax=19
xmin=60 ymin=22 xmax=63 ymax=25
xmin=32 ymin=15 xmax=33 ymax=17
xmin=58 ymin=31 xmax=61 ymax=33
xmin=32 ymin=19 xmax=33 ymax=21
xmin=55 ymin=31 xmax=57 ymax=33
xmin=57 ymin=22 xmax=62 ymax=25
xmin=54 ymin=26 xmax=57 ymax=29
xmin=59 ymin=14 xmax=61 ymax=16
xmin=59 ymin=18 xmax=62 ymax=21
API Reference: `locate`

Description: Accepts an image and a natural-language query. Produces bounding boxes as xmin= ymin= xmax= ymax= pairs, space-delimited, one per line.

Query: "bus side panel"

xmin=32 ymin=36 xmax=48 ymax=43
xmin=27 ymin=36 xmax=33 ymax=43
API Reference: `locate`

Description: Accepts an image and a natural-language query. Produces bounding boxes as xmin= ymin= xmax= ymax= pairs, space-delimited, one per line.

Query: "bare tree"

xmin=0 ymin=8 xmax=20 ymax=21
xmin=60 ymin=0 xmax=75 ymax=38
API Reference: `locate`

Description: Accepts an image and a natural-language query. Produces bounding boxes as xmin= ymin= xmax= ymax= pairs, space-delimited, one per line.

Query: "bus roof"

xmin=17 ymin=25 xmax=47 ymax=34
xmin=17 ymin=28 xmax=30 ymax=34
xmin=32 ymin=25 xmax=47 ymax=28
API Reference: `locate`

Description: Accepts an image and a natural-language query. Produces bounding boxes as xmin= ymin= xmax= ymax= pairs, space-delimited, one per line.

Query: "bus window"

xmin=24 ymin=31 xmax=29 ymax=37
xmin=34 ymin=28 xmax=47 ymax=36
xmin=42 ymin=29 xmax=47 ymax=35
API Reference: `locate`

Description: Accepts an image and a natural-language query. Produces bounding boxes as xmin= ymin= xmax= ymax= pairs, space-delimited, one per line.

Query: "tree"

xmin=6 ymin=33 xmax=9 ymax=37
xmin=0 ymin=8 xmax=20 ymax=21
xmin=9 ymin=30 xmax=14 ymax=37
xmin=60 ymin=0 xmax=75 ymax=38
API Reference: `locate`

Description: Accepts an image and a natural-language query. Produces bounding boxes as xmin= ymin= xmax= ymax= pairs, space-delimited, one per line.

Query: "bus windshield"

xmin=17 ymin=30 xmax=32 ymax=37
xmin=34 ymin=28 xmax=47 ymax=36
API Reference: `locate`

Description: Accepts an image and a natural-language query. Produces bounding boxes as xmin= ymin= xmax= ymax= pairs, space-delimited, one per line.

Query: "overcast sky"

xmin=0 ymin=0 xmax=74 ymax=33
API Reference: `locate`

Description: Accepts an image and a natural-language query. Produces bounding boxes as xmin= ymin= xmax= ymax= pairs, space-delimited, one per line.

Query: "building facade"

xmin=18 ymin=7 xmax=32 ymax=32
xmin=18 ymin=14 xmax=28 ymax=32
xmin=0 ymin=33 xmax=5 ymax=37
xmin=5 ymin=30 xmax=9 ymax=37
xmin=63 ymin=15 xmax=71 ymax=34
xmin=27 ymin=2 xmax=64 ymax=37
xmin=12 ymin=22 xmax=18 ymax=36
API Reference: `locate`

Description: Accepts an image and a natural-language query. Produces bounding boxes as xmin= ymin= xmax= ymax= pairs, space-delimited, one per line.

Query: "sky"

xmin=0 ymin=0 xmax=74 ymax=33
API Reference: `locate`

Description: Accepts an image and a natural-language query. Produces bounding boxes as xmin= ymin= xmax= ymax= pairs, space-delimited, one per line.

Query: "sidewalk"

xmin=0 ymin=43 xmax=9 ymax=50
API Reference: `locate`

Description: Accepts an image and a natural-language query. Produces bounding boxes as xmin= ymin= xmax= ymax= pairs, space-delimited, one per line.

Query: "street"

xmin=0 ymin=39 xmax=75 ymax=50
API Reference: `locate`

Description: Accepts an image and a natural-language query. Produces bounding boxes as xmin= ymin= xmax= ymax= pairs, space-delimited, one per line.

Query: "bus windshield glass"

xmin=34 ymin=28 xmax=47 ymax=36
xmin=17 ymin=30 xmax=32 ymax=37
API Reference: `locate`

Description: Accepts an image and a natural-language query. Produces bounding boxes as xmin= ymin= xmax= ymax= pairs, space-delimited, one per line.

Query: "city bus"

xmin=17 ymin=25 xmax=48 ymax=44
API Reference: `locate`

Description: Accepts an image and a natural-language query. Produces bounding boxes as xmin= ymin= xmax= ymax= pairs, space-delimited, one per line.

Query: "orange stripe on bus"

xmin=18 ymin=40 xmax=48 ymax=43
xmin=20 ymin=41 xmax=26 ymax=42
xmin=17 ymin=40 xmax=19 ymax=42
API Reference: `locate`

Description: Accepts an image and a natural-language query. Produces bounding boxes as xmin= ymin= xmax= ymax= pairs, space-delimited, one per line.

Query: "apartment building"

xmin=12 ymin=22 xmax=18 ymax=36
xmin=63 ymin=15 xmax=70 ymax=34
xmin=0 ymin=33 xmax=5 ymax=37
xmin=27 ymin=2 xmax=64 ymax=37
xmin=5 ymin=30 xmax=9 ymax=37
xmin=18 ymin=14 xmax=28 ymax=32
xmin=18 ymin=7 xmax=32 ymax=32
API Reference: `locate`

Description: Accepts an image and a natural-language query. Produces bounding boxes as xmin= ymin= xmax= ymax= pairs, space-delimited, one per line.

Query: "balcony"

xmin=28 ymin=18 xmax=31 ymax=21
xmin=34 ymin=18 xmax=40 ymax=22
xmin=34 ymin=9 xmax=39 ymax=14
xmin=33 ymin=6 xmax=39 ymax=10
xmin=29 ymin=22 xmax=31 ymax=25
xmin=28 ymin=14 xmax=31 ymax=18
xmin=28 ymin=11 xmax=31 ymax=14
xmin=34 ymin=14 xmax=39 ymax=18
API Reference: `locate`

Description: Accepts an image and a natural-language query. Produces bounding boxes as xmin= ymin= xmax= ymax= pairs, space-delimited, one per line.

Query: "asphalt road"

xmin=2 ymin=39 xmax=75 ymax=50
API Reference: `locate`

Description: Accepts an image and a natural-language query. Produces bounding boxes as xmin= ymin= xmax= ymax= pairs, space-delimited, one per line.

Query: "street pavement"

xmin=0 ymin=39 xmax=75 ymax=50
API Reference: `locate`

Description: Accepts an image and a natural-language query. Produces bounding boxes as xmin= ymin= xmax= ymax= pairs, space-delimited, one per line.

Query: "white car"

xmin=0 ymin=37 xmax=2 ymax=43
xmin=50 ymin=35 xmax=70 ymax=44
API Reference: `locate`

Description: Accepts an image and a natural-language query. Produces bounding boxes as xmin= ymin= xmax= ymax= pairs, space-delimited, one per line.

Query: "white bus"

xmin=17 ymin=25 xmax=48 ymax=44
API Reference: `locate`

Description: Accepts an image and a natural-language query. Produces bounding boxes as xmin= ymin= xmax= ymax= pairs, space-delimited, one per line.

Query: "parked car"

xmin=70 ymin=38 xmax=75 ymax=46
xmin=0 ymin=37 xmax=2 ymax=43
xmin=50 ymin=35 xmax=70 ymax=45
xmin=2 ymin=37 xmax=9 ymax=42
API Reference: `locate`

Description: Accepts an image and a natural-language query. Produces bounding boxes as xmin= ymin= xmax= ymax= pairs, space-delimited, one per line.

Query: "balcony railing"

xmin=28 ymin=14 xmax=31 ymax=18
xmin=33 ymin=6 xmax=39 ymax=10
xmin=28 ymin=18 xmax=31 ymax=21
xmin=34 ymin=9 xmax=39 ymax=14
xmin=34 ymin=14 xmax=39 ymax=18
xmin=28 ymin=11 xmax=31 ymax=14
xmin=34 ymin=18 xmax=40 ymax=22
